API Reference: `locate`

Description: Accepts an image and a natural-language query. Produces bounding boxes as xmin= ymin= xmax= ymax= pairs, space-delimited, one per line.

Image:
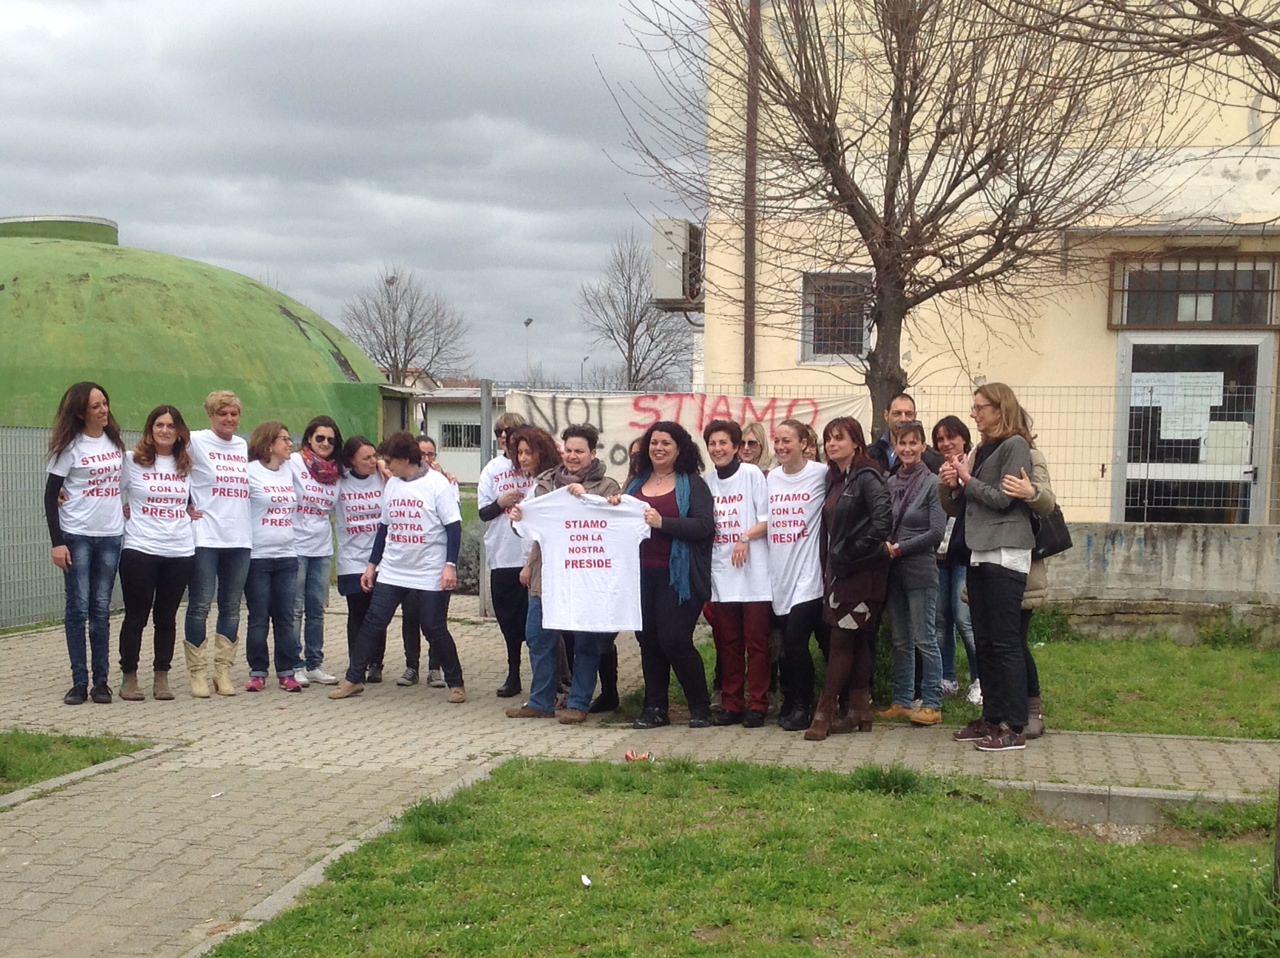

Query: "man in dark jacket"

xmin=868 ymin=392 xmax=944 ymax=475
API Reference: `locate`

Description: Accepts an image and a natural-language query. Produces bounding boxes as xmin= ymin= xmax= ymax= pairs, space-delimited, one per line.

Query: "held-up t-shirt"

xmin=121 ymin=452 xmax=194 ymax=557
xmin=376 ymin=470 xmax=463 ymax=590
xmin=705 ymin=463 xmax=771 ymax=603
xmin=188 ymin=429 xmax=252 ymax=549
xmin=767 ymin=460 xmax=827 ymax=615
xmin=288 ymin=453 xmax=340 ymax=558
xmin=335 ymin=470 xmax=384 ymax=577
xmin=47 ymin=432 xmax=125 ymax=537
xmin=512 ymin=487 xmax=650 ymax=632
xmin=247 ymin=461 xmax=297 ymax=559
xmin=477 ymin=455 xmax=535 ymax=569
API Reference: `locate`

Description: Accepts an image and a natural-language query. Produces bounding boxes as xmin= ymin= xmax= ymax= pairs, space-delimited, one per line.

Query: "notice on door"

xmin=1130 ymin=371 xmax=1224 ymax=441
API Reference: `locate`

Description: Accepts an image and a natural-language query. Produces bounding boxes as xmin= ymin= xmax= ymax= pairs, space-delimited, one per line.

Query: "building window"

xmin=440 ymin=422 xmax=481 ymax=449
xmin=802 ymin=272 xmax=872 ymax=361
xmin=1112 ymin=256 xmax=1277 ymax=327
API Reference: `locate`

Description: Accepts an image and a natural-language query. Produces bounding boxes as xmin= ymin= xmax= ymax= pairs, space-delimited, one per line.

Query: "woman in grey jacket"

xmin=939 ymin=383 xmax=1035 ymax=752
xmin=878 ymin=421 xmax=946 ymax=726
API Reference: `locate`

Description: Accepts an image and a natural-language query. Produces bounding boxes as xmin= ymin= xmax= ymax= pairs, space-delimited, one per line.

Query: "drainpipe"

xmin=742 ymin=0 xmax=760 ymax=393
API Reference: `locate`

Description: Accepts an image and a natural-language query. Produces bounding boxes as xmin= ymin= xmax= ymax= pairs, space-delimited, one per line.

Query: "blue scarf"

xmin=627 ymin=470 xmax=693 ymax=603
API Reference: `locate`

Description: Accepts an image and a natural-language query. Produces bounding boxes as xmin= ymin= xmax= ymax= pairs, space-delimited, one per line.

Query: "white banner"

xmin=505 ymin=389 xmax=871 ymax=480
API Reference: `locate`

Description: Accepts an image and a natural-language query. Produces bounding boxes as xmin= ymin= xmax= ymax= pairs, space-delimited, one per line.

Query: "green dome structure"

xmin=0 ymin=215 xmax=409 ymax=438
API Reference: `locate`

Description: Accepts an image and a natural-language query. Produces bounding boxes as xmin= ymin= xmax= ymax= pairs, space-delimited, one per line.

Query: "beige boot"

xmin=153 ymin=671 xmax=174 ymax=701
xmin=120 ymin=672 xmax=145 ymax=701
xmin=212 ymin=634 xmax=237 ymax=696
xmin=184 ymin=641 xmax=210 ymax=698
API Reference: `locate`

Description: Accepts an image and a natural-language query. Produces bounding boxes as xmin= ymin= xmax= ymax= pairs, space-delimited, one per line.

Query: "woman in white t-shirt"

xmin=334 ymin=436 xmax=385 ymax=679
xmin=766 ymin=418 xmax=829 ymax=732
xmin=184 ymin=390 xmax=253 ymax=698
xmin=116 ymin=405 xmax=196 ymax=702
xmin=243 ymin=422 xmax=305 ymax=692
xmin=702 ymin=419 xmax=771 ymax=728
xmin=287 ymin=416 xmax=344 ymax=686
xmin=45 ymin=382 xmax=126 ymax=706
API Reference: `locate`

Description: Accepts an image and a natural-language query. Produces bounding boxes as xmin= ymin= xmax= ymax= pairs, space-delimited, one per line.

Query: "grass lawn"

xmin=209 ymin=760 xmax=1278 ymax=957
xmin=0 ymin=728 xmax=147 ymax=796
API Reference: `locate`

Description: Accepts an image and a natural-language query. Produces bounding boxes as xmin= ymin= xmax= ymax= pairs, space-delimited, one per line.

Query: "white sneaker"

xmin=294 ymin=670 xmax=311 ymax=687
xmin=427 ymin=668 xmax=446 ymax=688
xmin=966 ymin=680 xmax=983 ymax=706
xmin=941 ymin=679 xmax=960 ymax=697
xmin=306 ymin=667 xmax=340 ymax=686
xmin=912 ymin=698 xmax=923 ymax=710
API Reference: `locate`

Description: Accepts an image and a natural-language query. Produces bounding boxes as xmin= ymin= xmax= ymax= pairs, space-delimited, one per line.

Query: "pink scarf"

xmin=302 ymin=446 xmax=342 ymax=485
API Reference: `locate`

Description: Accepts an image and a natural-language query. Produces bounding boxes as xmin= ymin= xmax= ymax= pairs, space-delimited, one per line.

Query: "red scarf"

xmin=302 ymin=446 xmax=342 ymax=485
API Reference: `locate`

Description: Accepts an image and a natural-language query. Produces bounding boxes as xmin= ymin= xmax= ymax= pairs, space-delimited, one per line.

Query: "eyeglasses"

xmin=743 ymin=439 xmax=761 ymax=448
xmin=280 ymin=435 xmax=293 ymax=444
xmin=313 ymin=435 xmax=334 ymax=445
xmin=424 ymin=451 xmax=438 ymax=459
xmin=971 ymin=402 xmax=995 ymax=413
xmin=495 ymin=429 xmax=508 ymax=438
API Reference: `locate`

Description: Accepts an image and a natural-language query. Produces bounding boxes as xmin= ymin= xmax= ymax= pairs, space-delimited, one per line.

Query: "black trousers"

xmin=118 ymin=549 xmax=194 ymax=674
xmin=345 ymin=590 xmax=374 ymax=664
xmin=399 ymin=595 xmax=441 ymax=672
xmin=968 ymin=563 xmax=1028 ymax=731
xmin=1018 ymin=608 xmax=1042 ymax=698
xmin=491 ymin=566 xmax=528 ymax=672
xmin=778 ymin=597 xmax=823 ymax=709
xmin=347 ymin=583 xmax=463 ymax=687
xmin=635 ymin=566 xmax=710 ymax=714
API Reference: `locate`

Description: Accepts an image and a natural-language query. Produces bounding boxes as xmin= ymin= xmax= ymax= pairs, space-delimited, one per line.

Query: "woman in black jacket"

xmin=627 ymin=421 xmax=716 ymax=729
xmin=805 ymin=416 xmax=892 ymax=741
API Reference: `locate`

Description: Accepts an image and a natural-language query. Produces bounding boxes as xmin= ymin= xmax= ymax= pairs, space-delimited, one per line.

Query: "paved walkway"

xmin=2 ymin=595 xmax=1278 ymax=957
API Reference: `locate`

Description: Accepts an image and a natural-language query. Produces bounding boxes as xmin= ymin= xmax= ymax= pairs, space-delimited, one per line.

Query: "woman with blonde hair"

xmin=739 ymin=421 xmax=774 ymax=473
xmin=939 ymin=383 xmax=1035 ymax=752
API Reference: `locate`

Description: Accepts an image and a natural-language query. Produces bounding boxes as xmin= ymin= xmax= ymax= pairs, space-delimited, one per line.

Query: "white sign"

xmin=1129 ymin=371 xmax=1224 ymax=441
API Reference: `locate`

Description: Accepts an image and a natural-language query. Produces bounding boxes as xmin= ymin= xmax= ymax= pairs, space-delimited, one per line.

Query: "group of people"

xmin=45 ymin=380 xmax=1054 ymax=752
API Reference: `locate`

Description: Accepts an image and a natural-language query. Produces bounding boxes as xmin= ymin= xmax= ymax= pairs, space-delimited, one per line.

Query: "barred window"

xmin=802 ymin=272 xmax=872 ymax=360
xmin=440 ymin=422 xmax=480 ymax=449
xmin=1113 ymin=257 xmax=1277 ymax=327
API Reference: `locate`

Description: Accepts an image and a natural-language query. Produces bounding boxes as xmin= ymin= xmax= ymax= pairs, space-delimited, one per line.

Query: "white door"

xmin=1113 ymin=331 xmax=1275 ymax=523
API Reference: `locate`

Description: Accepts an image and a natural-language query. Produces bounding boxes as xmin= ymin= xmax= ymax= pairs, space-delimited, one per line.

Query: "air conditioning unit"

xmin=653 ymin=218 xmax=704 ymax=312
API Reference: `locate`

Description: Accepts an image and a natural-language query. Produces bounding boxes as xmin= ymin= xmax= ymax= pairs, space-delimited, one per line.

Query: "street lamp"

xmin=523 ymin=317 xmax=534 ymax=375
xmin=580 ymin=354 xmax=590 ymax=387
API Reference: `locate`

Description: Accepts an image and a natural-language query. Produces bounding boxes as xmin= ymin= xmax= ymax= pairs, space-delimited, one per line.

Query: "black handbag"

xmin=1030 ymin=505 xmax=1072 ymax=561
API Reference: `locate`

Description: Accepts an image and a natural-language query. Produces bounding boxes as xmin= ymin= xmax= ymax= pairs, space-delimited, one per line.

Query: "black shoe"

xmin=689 ymin=708 xmax=713 ymax=729
xmin=776 ymin=697 xmax=794 ymax=727
xmin=366 ymin=664 xmax=383 ymax=684
xmin=743 ymin=710 xmax=766 ymax=728
xmin=713 ymin=710 xmax=743 ymax=726
xmin=90 ymin=683 xmax=113 ymax=704
xmin=632 ymin=707 xmax=671 ymax=730
xmin=496 ymin=673 xmax=522 ymax=698
xmin=64 ymin=685 xmax=88 ymax=705
xmin=589 ymin=693 xmax=619 ymax=714
xmin=778 ymin=704 xmax=812 ymax=732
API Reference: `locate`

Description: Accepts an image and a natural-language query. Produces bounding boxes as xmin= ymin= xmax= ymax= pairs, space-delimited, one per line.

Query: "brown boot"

xmin=1025 ymin=696 xmax=1045 ymax=739
xmin=804 ymin=693 xmax=836 ymax=741
xmin=853 ymin=691 xmax=874 ymax=733
xmin=153 ymin=671 xmax=174 ymax=701
xmin=183 ymin=641 xmax=210 ymax=698
xmin=120 ymin=673 xmax=145 ymax=701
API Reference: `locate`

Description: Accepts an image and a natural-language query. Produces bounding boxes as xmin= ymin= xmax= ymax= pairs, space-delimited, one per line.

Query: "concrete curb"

xmin=0 ymin=740 xmax=182 ymax=812
xmin=990 ymin=778 xmax=1265 ymax=825
xmin=178 ymin=756 xmax=511 ymax=958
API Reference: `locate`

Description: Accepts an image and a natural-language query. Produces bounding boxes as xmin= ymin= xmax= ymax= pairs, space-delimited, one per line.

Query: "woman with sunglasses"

xmin=739 ymin=421 xmax=774 ymax=473
xmin=287 ymin=416 xmax=344 ymax=686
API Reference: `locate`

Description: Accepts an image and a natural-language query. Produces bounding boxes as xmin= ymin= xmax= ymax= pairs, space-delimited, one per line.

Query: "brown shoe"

xmin=909 ymin=707 xmax=943 ymax=726
xmin=558 ymin=708 xmax=588 ymax=724
xmin=876 ymin=703 xmax=913 ymax=720
xmin=1025 ymin=696 xmax=1045 ymax=739
xmin=447 ymin=687 xmax=466 ymax=704
xmin=506 ymin=705 xmax=555 ymax=718
xmin=328 ymin=680 xmax=365 ymax=700
xmin=119 ymin=673 xmax=145 ymax=701
xmin=152 ymin=671 xmax=174 ymax=701
xmin=953 ymin=719 xmax=993 ymax=742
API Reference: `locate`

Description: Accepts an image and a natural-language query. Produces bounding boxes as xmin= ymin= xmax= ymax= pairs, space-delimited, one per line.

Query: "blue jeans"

xmin=936 ymin=561 xmax=978 ymax=684
xmin=62 ymin=533 xmax=123 ymax=688
xmin=566 ymin=631 xmax=617 ymax=712
xmin=244 ymin=557 xmax=301 ymax=677
xmin=292 ymin=554 xmax=331 ymax=670
xmin=346 ymin=584 xmax=463 ymax=686
xmin=184 ymin=547 xmax=251 ymax=647
xmin=524 ymin=597 xmax=561 ymax=713
xmin=887 ymin=576 xmax=942 ymax=710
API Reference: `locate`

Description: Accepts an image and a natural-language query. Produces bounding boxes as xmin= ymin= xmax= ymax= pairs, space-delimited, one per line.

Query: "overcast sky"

xmin=1 ymin=0 xmax=685 ymax=382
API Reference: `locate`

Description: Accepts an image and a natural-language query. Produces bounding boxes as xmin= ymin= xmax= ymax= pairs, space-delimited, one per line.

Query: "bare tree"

xmin=578 ymin=230 xmax=693 ymax=389
xmin=343 ymin=267 xmax=472 ymax=385
xmin=621 ymin=0 xmax=1191 ymax=413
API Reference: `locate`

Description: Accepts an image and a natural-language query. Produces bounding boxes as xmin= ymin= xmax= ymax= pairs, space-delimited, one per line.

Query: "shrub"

xmin=455 ymin=521 xmax=484 ymax=595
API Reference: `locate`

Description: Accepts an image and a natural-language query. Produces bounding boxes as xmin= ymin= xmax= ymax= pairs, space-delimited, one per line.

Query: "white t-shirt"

xmin=121 ymin=452 xmax=194 ymax=557
xmin=48 ymin=433 xmax=125 ymax=537
xmin=376 ymin=470 xmax=463 ymax=591
xmin=188 ymin=429 xmax=252 ymax=549
xmin=477 ymin=455 xmax=535 ymax=569
xmin=512 ymin=487 xmax=651 ymax=632
xmin=767 ymin=460 xmax=828 ymax=615
xmin=247 ymin=461 xmax=297 ymax=559
xmin=287 ymin=452 xmax=340 ymax=558
xmin=705 ymin=462 xmax=771 ymax=603
xmin=335 ymin=469 xmax=384 ymax=577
